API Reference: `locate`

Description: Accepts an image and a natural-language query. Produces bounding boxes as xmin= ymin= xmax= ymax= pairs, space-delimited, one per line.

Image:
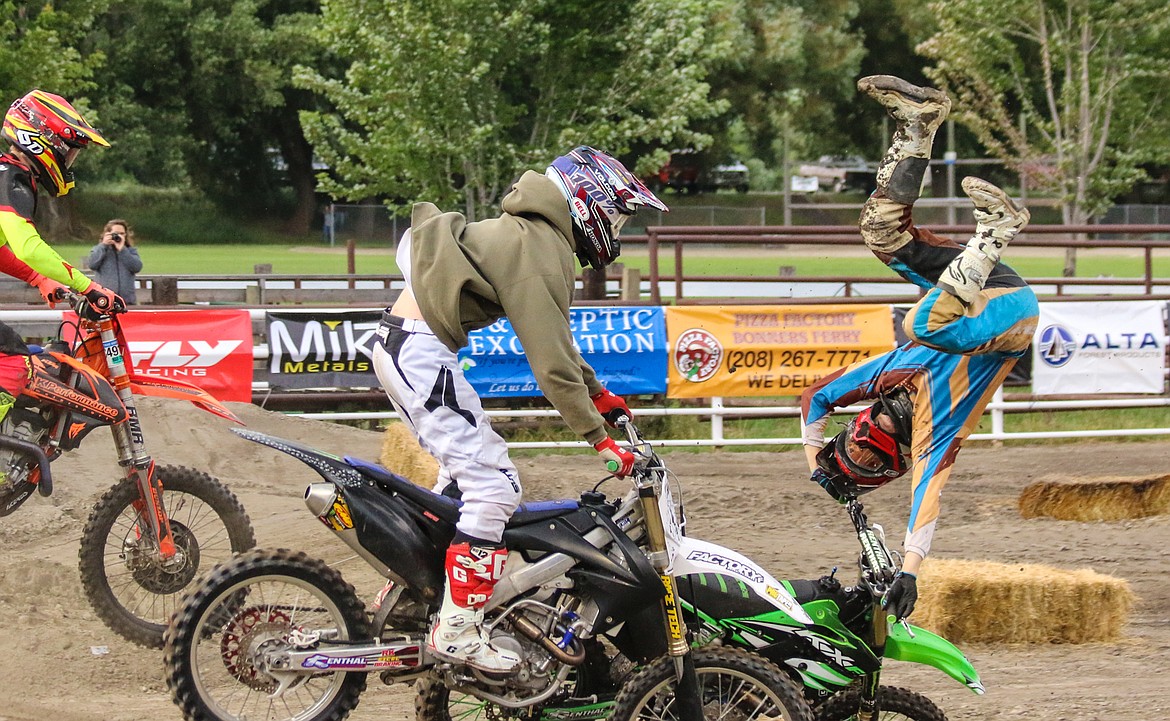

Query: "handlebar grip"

xmin=606 ymin=460 xmax=620 ymax=473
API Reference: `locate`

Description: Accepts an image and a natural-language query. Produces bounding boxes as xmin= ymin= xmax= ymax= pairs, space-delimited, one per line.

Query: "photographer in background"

xmin=87 ymin=219 xmax=143 ymax=304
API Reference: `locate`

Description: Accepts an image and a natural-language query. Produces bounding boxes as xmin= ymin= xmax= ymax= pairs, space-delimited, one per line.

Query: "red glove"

xmin=30 ymin=274 xmax=66 ymax=308
xmin=591 ymin=389 xmax=631 ymax=428
xmin=594 ymin=437 xmax=635 ymax=477
xmin=82 ymin=280 xmax=123 ymax=312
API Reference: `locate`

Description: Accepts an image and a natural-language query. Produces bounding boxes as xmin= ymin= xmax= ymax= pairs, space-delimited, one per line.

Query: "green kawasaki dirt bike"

xmin=672 ymin=495 xmax=984 ymax=721
xmin=418 ymin=436 xmax=983 ymax=721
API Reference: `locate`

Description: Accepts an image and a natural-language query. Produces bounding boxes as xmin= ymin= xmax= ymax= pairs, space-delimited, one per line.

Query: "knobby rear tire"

xmin=78 ymin=465 xmax=255 ymax=647
xmin=164 ymin=548 xmax=370 ymax=721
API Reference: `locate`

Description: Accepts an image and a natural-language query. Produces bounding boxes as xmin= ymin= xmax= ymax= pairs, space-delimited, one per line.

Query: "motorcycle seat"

xmin=508 ymin=499 xmax=580 ymax=526
xmin=344 ymin=457 xmax=580 ymax=528
xmin=345 ymin=456 xmax=461 ymax=523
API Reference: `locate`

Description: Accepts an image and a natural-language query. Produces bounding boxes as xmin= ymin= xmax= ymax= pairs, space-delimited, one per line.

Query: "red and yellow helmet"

xmin=2 ymin=90 xmax=109 ymax=197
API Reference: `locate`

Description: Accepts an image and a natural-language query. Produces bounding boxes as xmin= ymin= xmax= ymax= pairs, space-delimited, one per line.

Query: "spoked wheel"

xmin=814 ymin=686 xmax=947 ymax=721
xmin=79 ymin=465 xmax=255 ymax=647
xmin=610 ymin=647 xmax=813 ymax=721
xmin=164 ymin=548 xmax=370 ymax=721
xmin=415 ymin=680 xmax=521 ymax=721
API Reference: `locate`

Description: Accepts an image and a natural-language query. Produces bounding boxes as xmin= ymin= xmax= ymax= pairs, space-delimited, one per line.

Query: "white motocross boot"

xmin=429 ymin=540 xmax=520 ymax=673
xmin=938 ymin=176 xmax=1031 ymax=305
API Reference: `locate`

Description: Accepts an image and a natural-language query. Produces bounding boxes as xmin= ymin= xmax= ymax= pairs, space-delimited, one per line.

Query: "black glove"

xmin=810 ymin=468 xmax=849 ymax=504
xmin=883 ymin=571 xmax=918 ymax=620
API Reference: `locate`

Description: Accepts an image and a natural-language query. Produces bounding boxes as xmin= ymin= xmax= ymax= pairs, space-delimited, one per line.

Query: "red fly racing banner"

xmin=106 ymin=309 xmax=253 ymax=402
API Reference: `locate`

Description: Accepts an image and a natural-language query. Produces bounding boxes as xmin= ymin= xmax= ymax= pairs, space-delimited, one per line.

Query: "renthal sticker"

xmin=674 ymin=329 xmax=722 ymax=383
xmin=302 ymin=654 xmax=367 ymax=670
xmin=685 ymin=550 xmax=765 ymax=584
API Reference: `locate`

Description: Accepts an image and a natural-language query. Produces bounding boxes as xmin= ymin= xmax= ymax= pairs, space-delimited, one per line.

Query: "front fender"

xmin=886 ymin=622 xmax=984 ymax=695
xmin=129 ymin=374 xmax=242 ymax=424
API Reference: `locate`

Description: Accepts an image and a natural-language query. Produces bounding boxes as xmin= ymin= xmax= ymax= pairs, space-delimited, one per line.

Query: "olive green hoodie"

xmin=409 ymin=170 xmax=607 ymax=445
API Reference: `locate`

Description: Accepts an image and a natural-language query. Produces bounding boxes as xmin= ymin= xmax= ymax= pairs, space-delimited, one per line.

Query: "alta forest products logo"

xmin=1037 ymin=324 xmax=1076 ymax=367
xmin=674 ymin=328 xmax=722 ymax=383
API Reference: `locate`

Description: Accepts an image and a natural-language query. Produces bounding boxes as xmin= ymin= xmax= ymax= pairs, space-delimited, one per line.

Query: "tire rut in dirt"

xmin=814 ymin=685 xmax=947 ymax=721
xmin=78 ymin=465 xmax=255 ymax=648
xmin=164 ymin=548 xmax=370 ymax=721
xmin=609 ymin=646 xmax=813 ymax=721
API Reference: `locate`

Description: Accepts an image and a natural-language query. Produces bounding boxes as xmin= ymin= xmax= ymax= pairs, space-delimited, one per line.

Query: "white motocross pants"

xmin=372 ymin=315 xmax=521 ymax=542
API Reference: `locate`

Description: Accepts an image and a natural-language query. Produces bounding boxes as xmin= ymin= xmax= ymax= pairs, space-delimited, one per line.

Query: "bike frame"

xmin=55 ymin=302 xmax=240 ymax=559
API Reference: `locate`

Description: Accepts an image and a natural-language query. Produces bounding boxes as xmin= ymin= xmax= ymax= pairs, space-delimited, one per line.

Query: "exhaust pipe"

xmin=303 ymin=483 xmax=399 ymax=581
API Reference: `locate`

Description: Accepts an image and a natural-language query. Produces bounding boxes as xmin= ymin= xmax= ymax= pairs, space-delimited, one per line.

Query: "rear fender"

xmin=886 ymin=622 xmax=985 ymax=694
xmin=129 ymin=374 xmax=241 ymax=424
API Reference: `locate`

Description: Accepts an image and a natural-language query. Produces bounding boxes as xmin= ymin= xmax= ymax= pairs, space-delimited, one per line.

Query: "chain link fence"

xmin=323 ymin=204 xmax=407 ymax=249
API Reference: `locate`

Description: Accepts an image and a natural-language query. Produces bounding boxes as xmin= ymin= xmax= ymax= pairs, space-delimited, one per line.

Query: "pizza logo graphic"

xmin=674 ymin=329 xmax=723 ymax=383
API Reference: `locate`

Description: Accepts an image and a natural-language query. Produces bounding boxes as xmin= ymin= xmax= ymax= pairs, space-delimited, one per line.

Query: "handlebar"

xmin=614 ymin=418 xmax=658 ymax=474
xmin=51 ymin=287 xmax=126 ymax=319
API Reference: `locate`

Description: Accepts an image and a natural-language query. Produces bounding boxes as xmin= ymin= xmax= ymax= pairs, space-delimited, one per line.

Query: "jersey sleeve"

xmin=0 ymin=208 xmax=91 ymax=291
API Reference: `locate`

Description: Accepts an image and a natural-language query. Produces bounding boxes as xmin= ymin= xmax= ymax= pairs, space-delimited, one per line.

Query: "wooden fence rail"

xmin=0 ymin=224 xmax=1165 ymax=307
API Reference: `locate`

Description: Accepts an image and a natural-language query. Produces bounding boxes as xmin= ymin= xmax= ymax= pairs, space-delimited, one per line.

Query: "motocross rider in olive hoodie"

xmin=372 ymin=146 xmax=667 ymax=672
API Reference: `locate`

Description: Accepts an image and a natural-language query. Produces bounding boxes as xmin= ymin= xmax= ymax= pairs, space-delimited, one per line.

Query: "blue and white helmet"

xmin=546 ymin=146 xmax=668 ymax=269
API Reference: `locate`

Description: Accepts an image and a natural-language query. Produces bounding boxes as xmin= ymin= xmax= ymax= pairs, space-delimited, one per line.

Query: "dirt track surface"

xmin=0 ymin=398 xmax=1167 ymax=721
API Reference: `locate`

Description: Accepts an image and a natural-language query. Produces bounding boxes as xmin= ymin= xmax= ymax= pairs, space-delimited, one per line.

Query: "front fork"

xmin=636 ymin=482 xmax=703 ymax=721
xmin=856 ymin=603 xmax=889 ymax=721
xmin=101 ymin=316 xmax=176 ymax=559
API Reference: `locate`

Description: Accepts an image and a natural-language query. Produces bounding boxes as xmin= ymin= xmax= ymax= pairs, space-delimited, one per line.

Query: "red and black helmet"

xmin=545 ymin=146 xmax=668 ymax=269
xmin=2 ymin=90 xmax=109 ymax=197
xmin=817 ymin=387 xmax=915 ymax=494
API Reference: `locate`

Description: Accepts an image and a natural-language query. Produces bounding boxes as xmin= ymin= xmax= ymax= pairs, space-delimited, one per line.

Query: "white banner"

xmin=1033 ymin=301 xmax=1167 ymax=395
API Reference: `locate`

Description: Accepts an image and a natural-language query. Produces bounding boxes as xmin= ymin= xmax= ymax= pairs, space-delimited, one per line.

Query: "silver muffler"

xmin=303 ymin=482 xmax=398 ymax=581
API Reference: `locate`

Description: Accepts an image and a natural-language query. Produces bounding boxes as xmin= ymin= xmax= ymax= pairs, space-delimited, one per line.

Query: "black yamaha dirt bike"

xmin=163 ymin=421 xmax=813 ymax=721
xmin=0 ymin=289 xmax=254 ymax=647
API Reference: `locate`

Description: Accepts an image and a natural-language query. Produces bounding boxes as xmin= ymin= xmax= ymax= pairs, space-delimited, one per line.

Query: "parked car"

xmin=796 ymin=155 xmax=876 ymax=193
xmin=647 ymin=153 xmax=750 ymax=194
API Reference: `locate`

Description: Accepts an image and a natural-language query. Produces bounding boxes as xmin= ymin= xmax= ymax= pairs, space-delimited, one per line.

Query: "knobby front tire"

xmin=610 ymin=646 xmax=814 ymax=721
xmin=814 ymin=685 xmax=947 ymax=721
xmin=78 ymin=465 xmax=255 ymax=647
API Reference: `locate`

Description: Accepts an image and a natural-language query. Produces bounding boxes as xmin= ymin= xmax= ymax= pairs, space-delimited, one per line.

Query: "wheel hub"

xmin=220 ymin=606 xmax=293 ymax=692
xmin=123 ymin=519 xmax=201 ymax=594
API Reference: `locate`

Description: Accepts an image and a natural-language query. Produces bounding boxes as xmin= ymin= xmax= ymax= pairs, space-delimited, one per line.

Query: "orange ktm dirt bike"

xmin=0 ymin=289 xmax=255 ymax=648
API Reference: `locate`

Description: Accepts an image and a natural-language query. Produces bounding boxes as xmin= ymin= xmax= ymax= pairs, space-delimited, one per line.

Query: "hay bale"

xmin=914 ymin=558 xmax=1135 ymax=644
xmin=380 ymin=422 xmax=440 ymax=487
xmin=1018 ymin=475 xmax=1170 ymax=521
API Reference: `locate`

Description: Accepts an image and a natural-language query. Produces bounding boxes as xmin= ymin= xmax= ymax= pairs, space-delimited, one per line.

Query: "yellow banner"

xmin=665 ymin=305 xmax=896 ymax=398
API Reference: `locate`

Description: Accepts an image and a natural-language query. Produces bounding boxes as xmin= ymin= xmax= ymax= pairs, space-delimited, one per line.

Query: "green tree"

xmin=708 ymin=0 xmax=865 ymax=171
xmin=0 ymin=0 xmax=109 ymax=239
xmin=919 ymin=0 xmax=1170 ymax=275
xmin=90 ymin=0 xmax=326 ymax=233
xmin=296 ymin=0 xmax=732 ymax=219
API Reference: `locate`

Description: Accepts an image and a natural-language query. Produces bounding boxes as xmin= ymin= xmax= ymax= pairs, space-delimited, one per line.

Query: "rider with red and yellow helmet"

xmin=0 ymin=90 xmax=121 ymax=447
